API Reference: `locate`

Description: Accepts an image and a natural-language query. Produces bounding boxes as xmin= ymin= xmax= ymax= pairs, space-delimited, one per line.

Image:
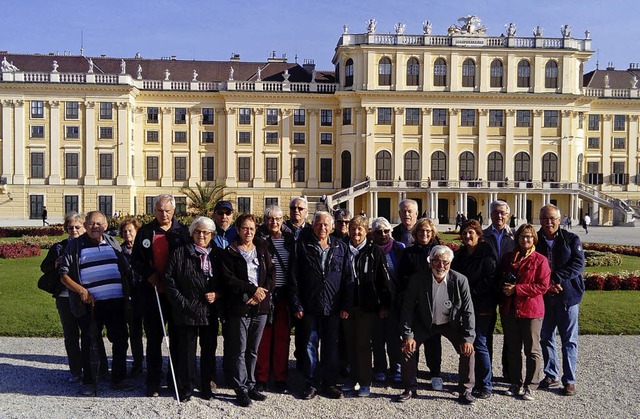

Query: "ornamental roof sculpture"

xmin=448 ymin=15 xmax=487 ymax=36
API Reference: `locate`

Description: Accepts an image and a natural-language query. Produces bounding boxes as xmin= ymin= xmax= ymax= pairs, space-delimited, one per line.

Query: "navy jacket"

xmin=451 ymin=241 xmax=499 ymax=315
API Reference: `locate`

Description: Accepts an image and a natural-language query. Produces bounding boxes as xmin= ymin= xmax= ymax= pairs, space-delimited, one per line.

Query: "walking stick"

xmin=154 ymin=286 xmax=180 ymax=404
xmin=89 ymin=305 xmax=100 ymax=397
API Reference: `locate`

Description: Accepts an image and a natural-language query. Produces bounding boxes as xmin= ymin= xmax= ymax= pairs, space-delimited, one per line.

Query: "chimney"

xmin=302 ymin=59 xmax=316 ymax=74
xmin=606 ymin=62 xmax=615 ymax=71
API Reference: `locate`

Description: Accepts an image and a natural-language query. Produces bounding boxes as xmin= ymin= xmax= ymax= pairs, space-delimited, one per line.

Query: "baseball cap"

xmin=214 ymin=201 xmax=234 ymax=212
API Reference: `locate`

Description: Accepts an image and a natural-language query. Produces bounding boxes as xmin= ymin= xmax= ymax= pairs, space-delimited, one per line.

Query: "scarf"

xmin=510 ymin=246 xmax=534 ymax=270
xmin=379 ymin=239 xmax=394 ymax=255
xmin=193 ymin=244 xmax=212 ymax=276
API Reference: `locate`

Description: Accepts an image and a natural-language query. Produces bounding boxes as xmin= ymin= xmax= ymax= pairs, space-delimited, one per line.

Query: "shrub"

xmin=584 ymin=250 xmax=622 ymax=267
xmin=585 ymin=274 xmax=605 ymax=291
xmin=583 ymin=242 xmax=640 ymax=257
xmin=604 ymin=274 xmax=622 ymax=291
xmin=20 ymin=235 xmax=61 ymax=249
xmin=621 ymin=276 xmax=640 ymax=291
xmin=0 ymin=226 xmax=64 ymax=238
xmin=0 ymin=242 xmax=41 ymax=258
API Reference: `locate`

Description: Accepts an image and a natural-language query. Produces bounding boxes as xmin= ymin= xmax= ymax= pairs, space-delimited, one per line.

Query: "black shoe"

xmin=322 ymin=385 xmax=343 ymax=399
xmin=459 ymin=390 xmax=476 ymax=405
xmin=236 ymin=391 xmax=252 ymax=407
xmin=274 ymin=381 xmax=289 ymax=394
xmin=254 ymin=381 xmax=267 ymax=392
xmin=473 ymin=388 xmax=492 ymax=399
xmin=146 ymin=385 xmax=160 ymax=397
xmin=110 ymin=380 xmax=135 ymax=391
xmin=179 ymin=393 xmax=192 ymax=402
xmin=248 ymin=388 xmax=267 ymax=401
xmin=396 ymin=389 xmax=416 ymax=402
xmin=302 ymin=386 xmax=317 ymax=400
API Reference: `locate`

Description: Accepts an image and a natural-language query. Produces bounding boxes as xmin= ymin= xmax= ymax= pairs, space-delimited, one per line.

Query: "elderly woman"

xmin=451 ymin=219 xmax=498 ymax=399
xmin=119 ymin=217 xmax=144 ymax=376
xmin=255 ymin=205 xmax=295 ymax=393
xmin=341 ymin=216 xmax=391 ymax=397
xmin=165 ymin=216 xmax=222 ymax=402
xmin=370 ymin=217 xmax=405 ymax=383
xmin=397 ymin=217 xmax=444 ymax=390
xmin=40 ymin=212 xmax=107 ymax=383
xmin=499 ymin=224 xmax=550 ymax=401
xmin=221 ymin=214 xmax=275 ymax=407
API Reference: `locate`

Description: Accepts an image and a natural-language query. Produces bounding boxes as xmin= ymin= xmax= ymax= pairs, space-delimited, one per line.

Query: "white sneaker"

xmin=522 ymin=388 xmax=535 ymax=401
xmin=431 ymin=377 xmax=444 ymax=391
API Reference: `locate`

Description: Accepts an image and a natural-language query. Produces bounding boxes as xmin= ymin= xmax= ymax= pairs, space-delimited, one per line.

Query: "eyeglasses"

xmin=431 ymin=259 xmax=451 ymax=266
xmin=519 ymin=235 xmax=535 ymax=240
xmin=374 ymin=229 xmax=391 ymax=235
xmin=194 ymin=230 xmax=212 ymax=236
xmin=336 ymin=220 xmax=350 ymax=225
xmin=290 ymin=206 xmax=307 ymax=211
xmin=540 ymin=217 xmax=559 ymax=221
xmin=215 ymin=210 xmax=232 ymax=216
xmin=266 ymin=217 xmax=283 ymax=222
xmin=418 ymin=228 xmax=433 ymax=233
xmin=67 ymin=226 xmax=82 ymax=230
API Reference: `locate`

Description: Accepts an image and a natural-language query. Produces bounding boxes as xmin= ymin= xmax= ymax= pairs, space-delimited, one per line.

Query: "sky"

xmin=2 ymin=0 xmax=639 ymax=73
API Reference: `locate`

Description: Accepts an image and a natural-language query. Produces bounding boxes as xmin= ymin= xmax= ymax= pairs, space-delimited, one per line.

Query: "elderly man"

xmin=131 ymin=194 xmax=190 ymax=397
xmin=290 ymin=211 xmax=354 ymax=400
xmin=212 ymin=200 xmax=237 ymax=249
xmin=330 ymin=208 xmax=351 ymax=242
xmin=536 ymin=204 xmax=585 ymax=396
xmin=285 ymin=197 xmax=312 ymax=240
xmin=392 ymin=199 xmax=419 ymax=246
xmin=483 ymin=200 xmax=516 ymax=262
xmin=59 ymin=211 xmax=132 ymax=395
xmin=397 ymin=245 xmax=476 ymax=405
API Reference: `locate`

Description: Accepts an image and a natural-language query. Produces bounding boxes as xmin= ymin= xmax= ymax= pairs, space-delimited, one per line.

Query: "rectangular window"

xmin=321 ymin=109 xmax=333 ymax=126
xmin=265 ymin=132 xmax=279 ymax=145
xmin=586 ymin=161 xmax=599 ymax=173
xmin=174 ymin=156 xmax=187 ymax=181
xmin=65 ymin=153 xmax=79 ymax=179
xmin=320 ymin=158 xmax=332 ymax=183
xmin=31 ymin=152 xmax=45 ymax=178
xmin=98 ymin=195 xmax=113 ymax=216
xmin=293 ymin=109 xmax=306 ymax=125
xmin=489 ymin=110 xmax=504 ymax=127
xmin=145 ymin=197 xmax=155 ymax=215
xmin=202 ymin=108 xmax=214 ymax=125
xmin=201 ymin=131 xmax=214 ymax=143
xmin=265 ymin=197 xmax=279 ymax=207
xmin=66 ymin=126 xmax=79 ymax=139
xmin=65 ymin=101 xmax=79 ymax=119
xmin=175 ymin=108 xmax=187 ymax=124
xmin=293 ymin=157 xmax=306 ymax=182
xmin=265 ymin=157 xmax=278 ymax=182
xmin=266 ymin=109 xmax=279 ymax=125
xmin=587 ymin=137 xmax=600 ymax=149
xmin=460 ymin=109 xmax=475 ymax=127
xmin=342 ymin=108 xmax=352 ymax=125
xmin=612 ymin=162 xmax=628 ymax=185
xmin=29 ymin=195 xmax=44 ymax=219
xmin=174 ymin=131 xmax=187 ymax=143
xmin=378 ymin=107 xmax=392 ymax=125
xmin=99 ymin=127 xmax=113 ymax=139
xmin=201 ymin=157 xmax=214 ymax=181
xmin=99 ymin=102 xmax=113 ymax=120
xmin=146 ymin=130 xmax=159 ymax=142
xmin=31 ymin=101 xmax=44 ymax=118
xmin=64 ymin=195 xmax=79 ymax=214
xmin=238 ymin=197 xmax=251 ymax=214
xmin=613 ymin=137 xmax=626 ymax=149
xmin=544 ymin=110 xmax=559 ymax=128
xmin=146 ymin=156 xmax=159 ymax=180
xmin=175 ymin=197 xmax=187 ymax=215
xmin=516 ymin=110 xmax=532 ymax=127
xmin=99 ymin=154 xmax=113 ymax=179
xmin=31 ymin=125 xmax=45 ymax=138
xmin=238 ymin=131 xmax=251 ymax=144
xmin=320 ymin=133 xmax=333 ymax=145
xmin=238 ymin=157 xmax=251 ymax=181
xmin=239 ymin=108 xmax=252 ymax=125
xmin=614 ymin=115 xmax=626 ymax=131
xmin=147 ymin=107 xmax=159 ymax=123
xmin=293 ymin=132 xmax=306 ymax=144
xmin=405 ymin=108 xmax=420 ymax=126
xmin=432 ymin=108 xmax=447 ymax=126
xmin=588 ymin=114 xmax=600 ymax=130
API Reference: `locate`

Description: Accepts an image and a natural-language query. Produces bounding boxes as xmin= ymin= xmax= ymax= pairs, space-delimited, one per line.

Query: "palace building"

xmin=1 ymin=16 xmax=639 ymax=225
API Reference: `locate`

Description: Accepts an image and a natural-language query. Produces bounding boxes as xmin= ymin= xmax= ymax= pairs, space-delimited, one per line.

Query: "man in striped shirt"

xmin=60 ymin=211 xmax=132 ymax=395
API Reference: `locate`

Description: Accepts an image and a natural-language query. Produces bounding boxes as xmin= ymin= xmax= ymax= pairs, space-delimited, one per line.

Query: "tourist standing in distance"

xmin=392 ymin=199 xmax=419 ymax=246
xmin=536 ymin=204 xmax=585 ymax=396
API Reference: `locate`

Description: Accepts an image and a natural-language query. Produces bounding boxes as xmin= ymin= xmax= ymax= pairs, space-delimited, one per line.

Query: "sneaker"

xmin=522 ymin=387 xmax=535 ymax=401
xmin=80 ymin=384 xmax=94 ymax=396
xmin=302 ymin=386 xmax=317 ymax=400
xmin=236 ymin=391 xmax=252 ymax=407
xmin=539 ymin=376 xmax=561 ymax=389
xmin=431 ymin=377 xmax=444 ymax=391
xmin=374 ymin=372 xmax=386 ymax=383
xmin=209 ymin=381 xmax=218 ymax=393
xmin=458 ymin=390 xmax=476 ymax=405
xmin=562 ymin=383 xmax=577 ymax=396
xmin=505 ymin=385 xmax=524 ymax=397
xmin=396 ymin=389 xmax=416 ymax=402
xmin=146 ymin=385 xmax=160 ymax=397
xmin=341 ymin=382 xmax=356 ymax=392
xmin=357 ymin=386 xmax=371 ymax=397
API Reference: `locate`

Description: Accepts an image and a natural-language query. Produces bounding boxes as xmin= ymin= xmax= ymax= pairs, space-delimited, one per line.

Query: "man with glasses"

xmin=285 ymin=197 xmax=311 ymax=240
xmin=330 ymin=209 xmax=351 ymax=242
xmin=212 ymin=201 xmax=237 ymax=249
xmin=535 ymin=204 xmax=585 ymax=396
xmin=392 ymin=199 xmax=419 ymax=246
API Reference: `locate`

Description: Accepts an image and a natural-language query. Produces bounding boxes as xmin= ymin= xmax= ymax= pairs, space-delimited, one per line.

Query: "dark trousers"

xmin=176 ymin=324 xmax=217 ymax=399
xmin=343 ymin=308 xmax=376 ymax=386
xmin=303 ymin=313 xmax=340 ymax=388
xmin=56 ymin=296 xmax=84 ymax=378
xmin=128 ymin=286 xmax=144 ymax=370
xmin=255 ymin=299 xmax=290 ymax=383
xmin=422 ymin=334 xmax=443 ymax=377
xmin=143 ymin=290 xmax=178 ymax=389
xmin=79 ymin=298 xmax=129 ymax=384
xmin=372 ymin=311 xmax=402 ymax=376
xmin=402 ymin=324 xmax=474 ymax=393
xmin=227 ymin=314 xmax=267 ymax=393
xmin=502 ymin=315 xmax=543 ymax=387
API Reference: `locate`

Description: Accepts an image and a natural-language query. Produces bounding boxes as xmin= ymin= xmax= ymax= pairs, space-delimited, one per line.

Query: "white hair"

xmin=428 ymin=245 xmax=454 ymax=263
xmin=189 ymin=216 xmax=216 ymax=235
xmin=371 ymin=217 xmax=392 ymax=231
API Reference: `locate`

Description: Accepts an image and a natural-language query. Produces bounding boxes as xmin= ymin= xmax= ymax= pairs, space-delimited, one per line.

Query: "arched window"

xmin=378 ymin=57 xmax=392 ymax=86
xmin=459 ymin=151 xmax=475 ymax=180
xmin=542 ymin=153 xmax=559 ymax=181
xmin=406 ymin=57 xmax=420 ymax=86
xmin=514 ymin=152 xmax=531 ymax=181
xmin=345 ymin=58 xmax=354 ymax=87
xmin=487 ymin=152 xmax=504 ymax=181
xmin=431 ymin=151 xmax=447 ymax=180
xmin=376 ymin=150 xmax=392 ymax=180
xmin=404 ymin=150 xmax=420 ymax=181
xmin=433 ymin=58 xmax=447 ymax=87
xmin=517 ymin=60 xmax=531 ymax=88
xmin=545 ymin=60 xmax=559 ymax=88
xmin=462 ymin=59 xmax=476 ymax=88
xmin=490 ymin=59 xmax=503 ymax=88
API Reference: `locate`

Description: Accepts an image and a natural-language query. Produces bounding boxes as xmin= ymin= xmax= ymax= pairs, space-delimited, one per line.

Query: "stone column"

xmin=253 ymin=108 xmax=264 ymax=187
xmin=1 ymin=100 xmax=14 ymax=183
xmin=225 ymin=108 xmax=237 ymax=187
xmin=48 ymin=101 xmax=61 ymax=184
xmin=189 ymin=107 xmax=201 ymax=186
xmin=447 ymin=108 xmax=459 ymax=180
xmin=394 ymin=107 xmax=404 ymax=178
xmin=131 ymin=106 xmax=145 ymax=186
xmin=160 ymin=107 xmax=172 ymax=187
xmin=421 ymin=108 xmax=432 ymax=179
xmin=478 ymin=109 xmax=489 ymax=179
xmin=83 ymin=101 xmax=96 ymax=185
xmin=116 ymin=102 xmax=130 ymax=185
xmin=307 ymin=109 xmax=318 ymax=188
xmin=364 ymin=107 xmax=376 ymax=179
xmin=13 ymin=101 xmax=26 ymax=184
xmin=532 ymin=110 xmax=543 ymax=181
xmin=560 ymin=110 xmax=571 ymax=181
xmin=280 ymin=109 xmax=292 ymax=187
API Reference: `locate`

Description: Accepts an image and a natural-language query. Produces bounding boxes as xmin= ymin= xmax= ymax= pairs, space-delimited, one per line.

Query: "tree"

xmin=179 ymin=182 xmax=228 ymax=216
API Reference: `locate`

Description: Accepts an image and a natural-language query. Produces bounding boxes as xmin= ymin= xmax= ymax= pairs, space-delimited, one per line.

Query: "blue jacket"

xmin=535 ymin=228 xmax=585 ymax=307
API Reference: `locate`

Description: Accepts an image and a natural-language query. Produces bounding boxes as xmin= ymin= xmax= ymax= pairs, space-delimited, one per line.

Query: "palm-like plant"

xmin=179 ymin=182 xmax=228 ymax=216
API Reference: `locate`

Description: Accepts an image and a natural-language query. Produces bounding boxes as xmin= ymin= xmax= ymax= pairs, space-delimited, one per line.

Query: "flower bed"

xmin=583 ymin=242 xmax=640 ymax=257
xmin=0 ymin=226 xmax=64 ymax=238
xmin=584 ymin=271 xmax=640 ymax=291
xmin=584 ymin=250 xmax=622 ymax=267
xmin=0 ymin=242 xmax=41 ymax=258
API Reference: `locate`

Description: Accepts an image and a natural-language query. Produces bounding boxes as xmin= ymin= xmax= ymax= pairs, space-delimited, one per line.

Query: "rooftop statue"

xmin=137 ymin=64 xmax=142 ymax=79
xmin=88 ymin=58 xmax=94 ymax=74
xmin=631 ymin=75 xmax=637 ymax=89
xmin=394 ymin=23 xmax=406 ymax=35
xmin=1 ymin=57 xmax=19 ymax=72
xmin=366 ymin=18 xmax=377 ymax=34
xmin=52 ymin=60 xmax=58 ymax=73
xmin=505 ymin=22 xmax=517 ymax=37
xmin=422 ymin=20 xmax=432 ymax=35
xmin=561 ymin=24 xmax=572 ymax=38
xmin=449 ymin=15 xmax=487 ymax=35
xmin=533 ymin=25 xmax=544 ymax=37
xmin=192 ymin=69 xmax=198 ymax=81
xmin=120 ymin=59 xmax=126 ymax=74
xmin=229 ymin=66 xmax=234 ymax=81
xmin=164 ymin=68 xmax=170 ymax=81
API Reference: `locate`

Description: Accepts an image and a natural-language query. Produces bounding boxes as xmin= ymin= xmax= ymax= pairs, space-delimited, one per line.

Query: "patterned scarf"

xmin=193 ymin=244 xmax=212 ymax=276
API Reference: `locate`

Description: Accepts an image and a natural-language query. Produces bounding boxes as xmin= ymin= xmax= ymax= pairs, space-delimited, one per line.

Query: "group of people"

xmin=40 ymin=195 xmax=585 ymax=407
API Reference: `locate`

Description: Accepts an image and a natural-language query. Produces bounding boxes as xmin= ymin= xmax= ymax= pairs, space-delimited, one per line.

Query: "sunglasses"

xmin=336 ymin=220 xmax=350 ymax=225
xmin=215 ymin=210 xmax=232 ymax=216
xmin=290 ymin=206 xmax=307 ymax=211
xmin=67 ymin=226 xmax=82 ymax=230
xmin=374 ymin=229 xmax=391 ymax=235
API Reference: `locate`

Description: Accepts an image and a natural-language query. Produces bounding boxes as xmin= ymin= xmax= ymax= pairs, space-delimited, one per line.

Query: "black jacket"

xmin=164 ymin=242 xmax=223 ymax=326
xmin=349 ymin=240 xmax=392 ymax=313
xmin=397 ymin=239 xmax=441 ymax=297
xmin=257 ymin=224 xmax=296 ymax=302
xmin=40 ymin=239 xmax=69 ymax=297
xmin=451 ymin=242 xmax=499 ymax=315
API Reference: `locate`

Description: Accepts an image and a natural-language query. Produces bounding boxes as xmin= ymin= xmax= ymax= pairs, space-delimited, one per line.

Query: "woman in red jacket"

xmin=499 ymin=224 xmax=550 ymax=402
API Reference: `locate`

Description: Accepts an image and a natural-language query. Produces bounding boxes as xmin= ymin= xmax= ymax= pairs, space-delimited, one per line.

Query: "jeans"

xmin=474 ymin=314 xmax=493 ymax=391
xmin=303 ymin=314 xmax=340 ymax=388
xmin=56 ymin=296 xmax=83 ymax=378
xmin=372 ymin=311 xmax=401 ymax=376
xmin=541 ymin=299 xmax=580 ymax=385
xmin=227 ymin=314 xmax=267 ymax=393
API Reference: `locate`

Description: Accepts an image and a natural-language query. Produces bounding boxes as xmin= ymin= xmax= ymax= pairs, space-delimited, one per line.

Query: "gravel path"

xmin=1 ymin=335 xmax=638 ymax=418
